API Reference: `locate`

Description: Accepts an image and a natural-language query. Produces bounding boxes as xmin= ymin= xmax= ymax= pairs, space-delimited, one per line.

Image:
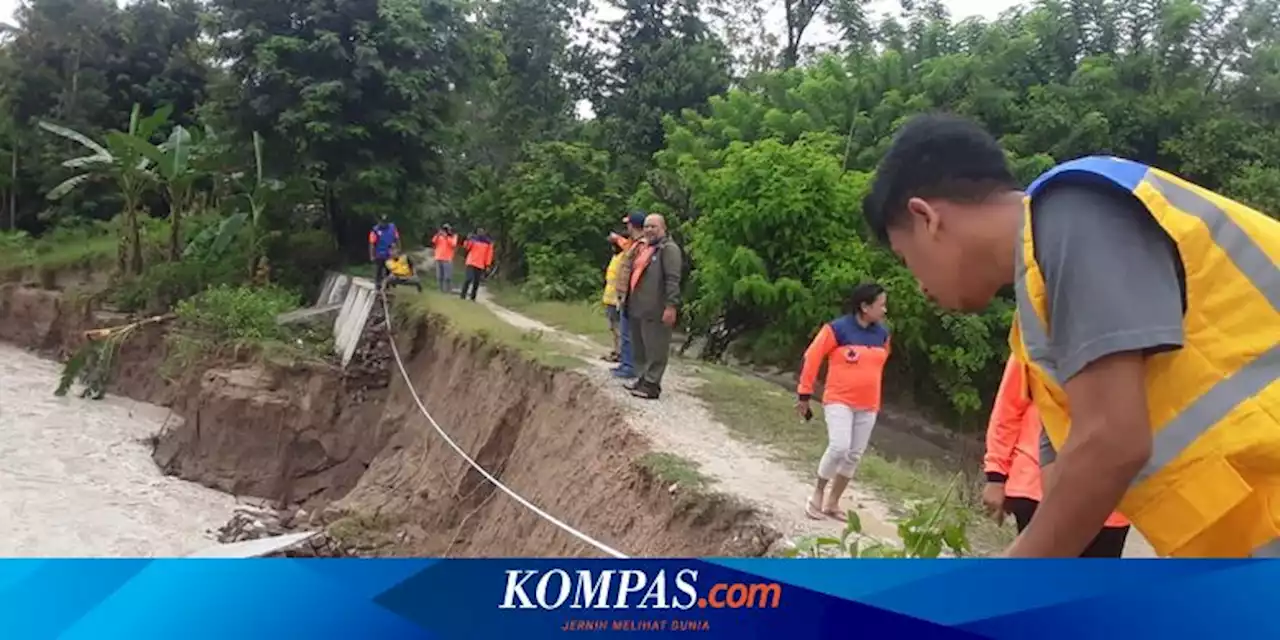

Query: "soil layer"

xmin=0 ymin=283 xmax=776 ymax=557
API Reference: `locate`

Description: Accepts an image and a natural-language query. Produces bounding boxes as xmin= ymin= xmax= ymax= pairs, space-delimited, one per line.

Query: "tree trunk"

xmin=8 ymin=143 xmax=16 ymax=231
xmin=129 ymin=207 xmax=143 ymax=275
xmin=169 ymin=203 xmax=181 ymax=262
xmin=124 ymin=193 xmax=144 ymax=276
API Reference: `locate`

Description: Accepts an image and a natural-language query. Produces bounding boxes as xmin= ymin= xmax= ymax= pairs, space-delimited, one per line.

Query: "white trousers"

xmin=818 ymin=404 xmax=878 ymax=480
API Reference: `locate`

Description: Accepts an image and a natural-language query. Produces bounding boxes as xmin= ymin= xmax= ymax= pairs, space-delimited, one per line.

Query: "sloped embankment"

xmin=0 ymin=283 xmax=777 ymax=557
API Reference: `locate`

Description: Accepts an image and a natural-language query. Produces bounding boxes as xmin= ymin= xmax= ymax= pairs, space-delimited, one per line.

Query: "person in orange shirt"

xmin=984 ymin=356 xmax=1132 ymax=557
xmin=794 ymin=283 xmax=891 ymax=520
xmin=431 ymin=223 xmax=459 ymax=293
xmin=459 ymin=228 xmax=494 ymax=301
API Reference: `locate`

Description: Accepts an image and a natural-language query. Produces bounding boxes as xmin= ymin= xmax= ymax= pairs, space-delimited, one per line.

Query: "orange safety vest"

xmin=463 ymin=237 xmax=494 ymax=269
xmin=432 ymin=233 xmax=458 ymax=262
xmin=985 ymin=357 xmax=1130 ymax=528
xmin=629 ymin=242 xmax=656 ymax=292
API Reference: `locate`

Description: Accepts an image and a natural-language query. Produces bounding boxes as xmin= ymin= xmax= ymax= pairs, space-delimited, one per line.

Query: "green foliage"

xmin=6 ymin=0 xmax=1279 ymax=435
xmin=501 ymin=141 xmax=621 ymax=300
xmin=784 ymin=474 xmax=972 ymax=558
xmin=55 ymin=319 xmax=148 ymax=399
xmin=172 ymin=284 xmax=298 ymax=343
xmin=208 ymin=0 xmax=489 ymax=255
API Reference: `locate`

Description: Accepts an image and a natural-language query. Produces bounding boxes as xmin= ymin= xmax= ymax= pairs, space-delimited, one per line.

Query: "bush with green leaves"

xmin=111 ymin=213 xmax=254 ymax=313
xmin=172 ymin=284 xmax=299 ymax=343
xmin=500 ymin=141 xmax=623 ymax=300
xmin=681 ymin=134 xmax=866 ymax=359
xmin=785 ymin=474 xmax=972 ymax=558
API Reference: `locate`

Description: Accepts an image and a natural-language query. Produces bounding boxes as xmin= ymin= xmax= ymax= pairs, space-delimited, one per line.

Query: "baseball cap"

xmin=623 ymin=211 xmax=646 ymax=227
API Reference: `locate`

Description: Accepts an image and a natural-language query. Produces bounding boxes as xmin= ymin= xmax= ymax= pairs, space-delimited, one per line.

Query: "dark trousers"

xmin=374 ymin=259 xmax=390 ymax=288
xmin=1005 ymin=497 xmax=1130 ymax=558
xmin=629 ymin=313 xmax=673 ymax=390
xmin=460 ymin=265 xmax=483 ymax=300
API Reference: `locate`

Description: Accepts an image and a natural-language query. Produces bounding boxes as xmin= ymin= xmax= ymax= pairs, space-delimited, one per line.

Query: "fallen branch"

xmin=82 ymin=313 xmax=174 ymax=341
xmin=58 ymin=313 xmax=175 ymax=398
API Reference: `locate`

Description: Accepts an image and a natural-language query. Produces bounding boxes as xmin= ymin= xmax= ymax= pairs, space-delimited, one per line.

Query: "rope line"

xmin=376 ymin=289 xmax=629 ymax=559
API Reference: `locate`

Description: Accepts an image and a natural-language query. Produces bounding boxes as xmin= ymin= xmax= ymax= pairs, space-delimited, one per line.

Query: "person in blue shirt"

xmin=368 ymin=214 xmax=400 ymax=288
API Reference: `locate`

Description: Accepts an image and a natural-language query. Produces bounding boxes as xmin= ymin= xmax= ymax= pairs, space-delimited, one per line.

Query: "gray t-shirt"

xmin=1029 ymin=182 xmax=1187 ymax=466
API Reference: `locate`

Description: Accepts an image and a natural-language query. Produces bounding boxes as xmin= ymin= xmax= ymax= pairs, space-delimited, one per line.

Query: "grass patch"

xmin=343 ymin=262 xmax=375 ymax=279
xmin=396 ymin=290 xmax=589 ymax=370
xmin=638 ymin=452 xmax=712 ymax=493
xmin=161 ymin=284 xmax=332 ymax=377
xmin=0 ymin=234 xmax=116 ymax=275
xmin=685 ymin=361 xmax=1014 ymax=554
xmin=487 ymin=283 xmax=615 ymax=348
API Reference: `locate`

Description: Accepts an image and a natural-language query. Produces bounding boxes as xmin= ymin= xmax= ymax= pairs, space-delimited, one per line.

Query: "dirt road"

xmin=0 ymin=344 xmax=236 ymax=556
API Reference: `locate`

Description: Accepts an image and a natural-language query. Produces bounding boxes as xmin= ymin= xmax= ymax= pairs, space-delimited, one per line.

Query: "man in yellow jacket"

xmin=601 ymin=232 xmax=631 ymax=362
xmin=863 ymin=113 xmax=1279 ymax=558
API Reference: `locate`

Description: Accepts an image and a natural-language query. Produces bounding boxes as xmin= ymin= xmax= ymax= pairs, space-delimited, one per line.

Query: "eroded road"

xmin=0 ymin=344 xmax=235 ymax=556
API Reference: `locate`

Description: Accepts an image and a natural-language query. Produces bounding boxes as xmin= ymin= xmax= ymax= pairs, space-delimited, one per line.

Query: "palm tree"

xmin=39 ymin=103 xmax=171 ymax=275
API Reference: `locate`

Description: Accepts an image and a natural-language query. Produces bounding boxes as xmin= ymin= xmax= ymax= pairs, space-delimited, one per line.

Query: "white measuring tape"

xmin=376 ymin=290 xmax=629 ymax=558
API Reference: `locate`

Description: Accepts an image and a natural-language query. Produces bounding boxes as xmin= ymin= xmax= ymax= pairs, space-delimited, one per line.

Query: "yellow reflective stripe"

xmin=1017 ymin=169 xmax=1280 ymax=488
xmin=1146 ymin=172 xmax=1280 ymax=312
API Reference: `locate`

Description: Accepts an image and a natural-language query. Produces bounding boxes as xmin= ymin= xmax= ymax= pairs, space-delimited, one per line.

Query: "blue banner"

xmin=0 ymin=559 xmax=1272 ymax=638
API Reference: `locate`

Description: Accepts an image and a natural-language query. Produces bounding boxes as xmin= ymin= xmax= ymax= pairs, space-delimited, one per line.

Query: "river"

xmin=0 ymin=344 xmax=236 ymax=556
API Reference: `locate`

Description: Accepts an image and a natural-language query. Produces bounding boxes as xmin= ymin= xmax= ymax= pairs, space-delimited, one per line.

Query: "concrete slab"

xmin=185 ymin=531 xmax=319 ymax=558
xmin=276 ymin=303 xmax=343 ymax=326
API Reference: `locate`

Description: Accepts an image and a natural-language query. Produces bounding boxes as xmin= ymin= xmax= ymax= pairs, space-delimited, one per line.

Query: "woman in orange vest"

xmin=795 ymin=283 xmax=891 ymax=520
xmin=431 ymin=223 xmax=458 ymax=293
xmin=459 ymin=228 xmax=494 ymax=302
xmin=984 ymin=356 xmax=1131 ymax=557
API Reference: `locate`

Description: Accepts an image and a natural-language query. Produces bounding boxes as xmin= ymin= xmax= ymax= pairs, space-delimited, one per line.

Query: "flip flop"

xmin=823 ymin=509 xmax=844 ymax=521
xmin=805 ymin=499 xmax=825 ymax=520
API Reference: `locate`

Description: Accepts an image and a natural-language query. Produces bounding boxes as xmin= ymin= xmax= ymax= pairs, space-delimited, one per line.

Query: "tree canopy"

xmin=1 ymin=0 xmax=1276 ymax=426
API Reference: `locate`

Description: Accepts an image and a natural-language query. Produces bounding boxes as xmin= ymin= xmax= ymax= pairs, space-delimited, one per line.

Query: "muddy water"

xmin=0 ymin=344 xmax=236 ymax=556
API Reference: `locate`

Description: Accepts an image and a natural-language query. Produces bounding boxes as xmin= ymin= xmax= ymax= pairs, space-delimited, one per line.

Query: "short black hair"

xmin=845 ymin=282 xmax=885 ymax=316
xmin=863 ymin=113 xmax=1017 ymax=243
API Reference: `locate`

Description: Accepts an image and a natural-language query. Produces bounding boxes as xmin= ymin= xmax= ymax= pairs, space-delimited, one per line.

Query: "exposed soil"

xmin=0 ymin=282 xmax=778 ymax=557
xmin=475 ymin=289 xmax=901 ymax=544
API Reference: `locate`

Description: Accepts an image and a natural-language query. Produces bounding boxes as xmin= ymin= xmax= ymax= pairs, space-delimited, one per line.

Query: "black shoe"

xmin=629 ymin=382 xmax=660 ymax=400
xmin=623 ymin=379 xmax=642 ymax=391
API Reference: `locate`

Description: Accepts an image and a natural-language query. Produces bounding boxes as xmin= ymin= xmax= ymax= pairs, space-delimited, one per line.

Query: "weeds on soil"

xmin=785 ymin=473 xmax=972 ymax=558
xmin=639 ymin=452 xmax=712 ymax=493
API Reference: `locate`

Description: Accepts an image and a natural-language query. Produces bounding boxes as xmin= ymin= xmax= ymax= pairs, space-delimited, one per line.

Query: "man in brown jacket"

xmin=621 ymin=213 xmax=683 ymax=400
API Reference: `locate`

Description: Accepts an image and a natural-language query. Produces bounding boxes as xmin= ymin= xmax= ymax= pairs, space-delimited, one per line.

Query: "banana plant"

xmin=241 ymin=132 xmax=282 ymax=282
xmin=39 ymin=104 xmax=172 ymax=275
xmin=120 ymin=124 xmax=206 ymax=261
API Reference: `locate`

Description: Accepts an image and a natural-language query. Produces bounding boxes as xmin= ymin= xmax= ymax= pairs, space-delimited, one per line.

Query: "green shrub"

xmin=522 ymin=246 xmax=601 ymax=301
xmin=0 ymin=231 xmax=35 ymax=266
xmin=110 ymin=219 xmax=253 ymax=313
xmin=267 ymin=228 xmax=342 ymax=299
xmin=173 ymin=284 xmax=299 ymax=342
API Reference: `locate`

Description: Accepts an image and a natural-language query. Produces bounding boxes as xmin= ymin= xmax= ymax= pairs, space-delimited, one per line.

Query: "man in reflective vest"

xmin=368 ymin=214 xmax=400 ymax=289
xmin=863 ymin=112 xmax=1280 ymax=558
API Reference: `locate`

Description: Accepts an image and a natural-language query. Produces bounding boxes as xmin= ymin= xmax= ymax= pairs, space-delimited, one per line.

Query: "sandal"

xmin=805 ymin=499 xmax=825 ymax=520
